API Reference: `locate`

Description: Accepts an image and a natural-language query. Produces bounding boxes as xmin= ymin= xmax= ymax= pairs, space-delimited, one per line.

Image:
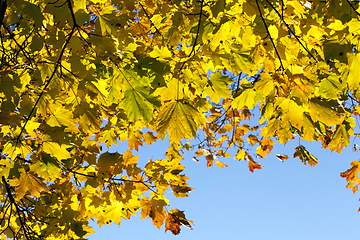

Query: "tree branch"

xmin=17 ymin=0 xmax=78 ymax=143
xmin=264 ymin=0 xmax=318 ymax=63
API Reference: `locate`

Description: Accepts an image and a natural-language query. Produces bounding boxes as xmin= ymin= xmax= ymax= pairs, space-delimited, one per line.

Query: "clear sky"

xmin=87 ymin=134 xmax=360 ymax=240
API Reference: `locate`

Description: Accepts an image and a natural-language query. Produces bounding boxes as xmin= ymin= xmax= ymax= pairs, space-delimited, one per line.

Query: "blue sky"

xmin=88 ymin=135 xmax=360 ymax=240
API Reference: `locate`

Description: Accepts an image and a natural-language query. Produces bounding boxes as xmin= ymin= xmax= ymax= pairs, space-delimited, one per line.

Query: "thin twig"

xmin=139 ymin=2 xmax=162 ymax=36
xmin=346 ymin=0 xmax=360 ymax=17
xmin=2 ymin=176 xmax=32 ymax=239
xmin=255 ymin=0 xmax=285 ymax=71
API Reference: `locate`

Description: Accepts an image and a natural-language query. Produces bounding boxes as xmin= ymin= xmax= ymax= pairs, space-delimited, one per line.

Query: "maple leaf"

xmin=46 ymin=108 xmax=79 ymax=133
xmin=98 ymin=128 xmax=117 ymax=148
xmin=165 ymin=213 xmax=181 ymax=235
xmin=10 ymin=170 xmax=48 ymax=200
xmin=232 ymin=89 xmax=264 ymax=110
xmin=278 ymin=98 xmax=304 ymax=128
xmin=156 ymin=101 xmax=205 ymax=142
xmin=308 ymin=98 xmax=344 ymax=126
xmin=42 ymin=142 xmax=71 ymax=161
xmin=248 ymin=159 xmax=262 ymax=173
xmin=30 ymin=152 xmax=63 ymax=181
xmin=215 ymin=160 xmax=228 ymax=168
xmin=203 ymin=72 xmax=232 ymax=103
xmin=340 ymin=160 xmax=360 ymax=194
xmin=347 ymin=53 xmax=360 ymax=91
xmin=120 ymin=86 xmax=160 ymax=123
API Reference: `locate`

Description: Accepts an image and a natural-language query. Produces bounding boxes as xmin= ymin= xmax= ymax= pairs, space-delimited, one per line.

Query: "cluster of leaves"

xmin=1 ymin=0 xmax=360 ymax=238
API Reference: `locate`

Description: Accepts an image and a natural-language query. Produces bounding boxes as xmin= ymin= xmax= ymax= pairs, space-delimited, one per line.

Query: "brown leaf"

xmin=165 ymin=213 xmax=181 ymax=235
xmin=165 ymin=209 xmax=193 ymax=235
xmin=275 ymin=154 xmax=289 ymax=162
xmin=206 ymin=154 xmax=214 ymax=167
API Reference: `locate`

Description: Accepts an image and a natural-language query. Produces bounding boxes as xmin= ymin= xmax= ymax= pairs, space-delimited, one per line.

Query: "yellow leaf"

xmin=143 ymin=132 xmax=157 ymax=145
xmin=149 ymin=46 xmax=172 ymax=61
xmin=98 ymin=128 xmax=117 ymax=148
xmin=2 ymin=142 xmax=31 ymax=160
xmin=11 ymin=170 xmax=48 ymax=200
xmin=215 ymin=160 xmax=228 ymax=168
xmin=279 ymin=98 xmax=304 ymax=127
xmin=99 ymin=201 xmax=127 ymax=225
xmin=347 ymin=53 xmax=360 ymax=91
xmin=156 ymin=101 xmax=205 ymax=142
xmin=268 ymin=25 xmax=278 ymax=40
xmin=42 ymin=142 xmax=71 ymax=160
xmin=308 ymin=98 xmax=343 ymax=126
xmin=232 ymin=89 xmax=264 ymax=110
xmin=123 ymin=150 xmax=139 ymax=166
xmin=46 ymin=108 xmax=79 ymax=133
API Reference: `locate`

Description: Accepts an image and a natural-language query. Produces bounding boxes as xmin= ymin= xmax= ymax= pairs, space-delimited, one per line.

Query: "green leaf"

xmin=317 ymin=74 xmax=342 ymax=99
xmin=230 ymin=45 xmax=255 ymax=74
xmin=120 ymin=86 xmax=159 ymax=123
xmin=156 ymin=101 xmax=205 ymax=142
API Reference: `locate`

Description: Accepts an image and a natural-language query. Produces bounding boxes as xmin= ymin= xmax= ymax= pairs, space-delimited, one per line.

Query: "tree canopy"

xmin=1 ymin=0 xmax=360 ymax=238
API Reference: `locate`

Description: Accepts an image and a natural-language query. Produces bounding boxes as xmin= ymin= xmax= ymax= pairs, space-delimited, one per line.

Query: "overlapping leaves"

xmin=1 ymin=0 xmax=360 ymax=239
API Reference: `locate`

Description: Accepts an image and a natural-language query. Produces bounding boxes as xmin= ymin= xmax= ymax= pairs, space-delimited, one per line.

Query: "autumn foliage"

xmin=1 ymin=0 xmax=360 ymax=238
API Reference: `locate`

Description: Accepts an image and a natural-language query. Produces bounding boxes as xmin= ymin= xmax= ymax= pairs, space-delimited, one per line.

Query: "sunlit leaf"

xmin=156 ymin=101 xmax=205 ymax=142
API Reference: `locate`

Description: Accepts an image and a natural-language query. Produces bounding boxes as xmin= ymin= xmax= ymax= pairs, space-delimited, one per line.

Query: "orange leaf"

xmin=248 ymin=160 xmax=261 ymax=173
xmin=215 ymin=160 xmax=228 ymax=168
xmin=150 ymin=208 xmax=166 ymax=229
